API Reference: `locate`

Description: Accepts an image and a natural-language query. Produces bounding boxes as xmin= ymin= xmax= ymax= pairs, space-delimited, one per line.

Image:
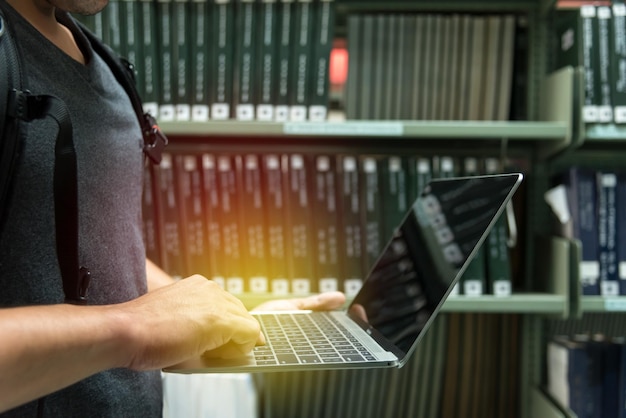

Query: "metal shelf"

xmin=580 ymin=296 xmax=626 ymax=313
xmin=160 ymin=120 xmax=568 ymax=140
xmin=238 ymin=292 xmax=568 ymax=314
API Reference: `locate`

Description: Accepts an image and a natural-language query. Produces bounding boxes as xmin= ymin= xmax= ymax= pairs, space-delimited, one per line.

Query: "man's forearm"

xmin=0 ymin=304 xmax=133 ymax=413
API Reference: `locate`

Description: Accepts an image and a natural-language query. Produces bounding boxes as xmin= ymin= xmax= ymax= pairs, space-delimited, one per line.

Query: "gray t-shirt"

xmin=0 ymin=3 xmax=162 ymax=416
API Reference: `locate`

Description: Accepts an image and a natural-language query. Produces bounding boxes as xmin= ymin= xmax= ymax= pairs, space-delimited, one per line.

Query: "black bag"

xmin=0 ymin=7 xmax=168 ymax=304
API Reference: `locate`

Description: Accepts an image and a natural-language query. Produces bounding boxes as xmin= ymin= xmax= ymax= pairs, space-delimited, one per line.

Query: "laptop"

xmin=165 ymin=172 xmax=523 ymax=373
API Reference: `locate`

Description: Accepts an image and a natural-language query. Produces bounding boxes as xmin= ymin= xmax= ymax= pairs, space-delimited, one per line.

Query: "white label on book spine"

xmin=191 ymin=105 xmax=210 ymax=122
xmin=211 ymin=103 xmax=230 ymax=120
xmin=271 ymin=279 xmax=290 ymax=295
xmin=236 ymin=104 xmax=255 ymax=121
xmin=226 ymin=277 xmax=244 ymax=294
xmin=318 ymin=278 xmax=338 ymax=292
xmin=249 ymin=277 xmax=269 ymax=293
xmin=601 ymin=281 xmax=619 ymax=296
xmin=176 ymin=104 xmax=191 ymax=121
xmin=493 ymin=280 xmax=512 ymax=297
xmin=463 ymin=280 xmax=483 ymax=296
xmin=284 ymin=122 xmax=403 ymax=136
xmin=159 ymin=104 xmax=176 ymax=122
xmin=256 ymin=105 xmax=274 ymax=121
xmin=343 ymin=279 xmax=363 ymax=298
xmin=291 ymin=278 xmax=311 ymax=295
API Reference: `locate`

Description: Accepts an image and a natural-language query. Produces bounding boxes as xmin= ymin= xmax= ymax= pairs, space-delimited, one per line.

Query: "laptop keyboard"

xmin=252 ymin=313 xmax=377 ymax=365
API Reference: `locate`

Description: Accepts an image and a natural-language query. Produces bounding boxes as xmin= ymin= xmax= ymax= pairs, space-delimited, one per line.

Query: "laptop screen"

xmin=348 ymin=173 xmax=522 ymax=365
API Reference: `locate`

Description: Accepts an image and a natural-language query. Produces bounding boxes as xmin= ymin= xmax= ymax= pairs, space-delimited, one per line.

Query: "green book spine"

xmin=157 ymin=0 xmax=176 ymax=121
xmin=139 ymin=0 xmax=160 ymax=116
xmin=359 ymin=156 xmax=383 ymax=276
xmin=174 ymin=0 xmax=191 ymax=121
xmin=105 ymin=0 xmax=122 ymax=55
xmin=211 ymin=0 xmax=235 ymax=119
xmin=174 ymin=154 xmax=209 ymax=277
xmin=596 ymin=6 xmax=613 ymax=123
xmin=275 ymin=0 xmax=294 ymax=121
xmin=553 ymin=5 xmax=599 ymax=123
xmin=611 ymin=2 xmax=626 ymax=123
xmin=288 ymin=0 xmax=313 ymax=121
xmin=307 ymin=0 xmax=335 ymax=121
xmin=261 ymin=154 xmax=290 ymax=294
xmin=234 ymin=0 xmax=257 ymax=120
xmin=484 ymin=158 xmax=512 ymax=296
xmin=217 ymin=154 xmax=245 ymax=293
xmin=120 ymin=0 xmax=143 ymax=97
xmin=311 ymin=155 xmax=341 ymax=292
xmin=283 ymin=154 xmax=316 ymax=294
xmin=142 ymin=164 xmax=162 ymax=266
xmin=381 ymin=156 xmax=410 ymax=243
xmin=200 ymin=153 xmax=225 ymax=287
xmin=459 ymin=157 xmax=486 ymax=296
xmin=241 ymin=154 xmax=270 ymax=293
xmin=337 ymin=155 xmax=363 ymax=298
xmin=256 ymin=0 xmax=278 ymax=121
xmin=191 ymin=0 xmax=211 ymax=121
xmin=153 ymin=153 xmax=186 ymax=280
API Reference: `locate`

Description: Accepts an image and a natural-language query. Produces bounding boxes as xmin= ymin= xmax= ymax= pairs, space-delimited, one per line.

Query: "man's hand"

xmin=120 ymin=275 xmax=264 ymax=370
xmin=251 ymin=291 xmax=346 ymax=312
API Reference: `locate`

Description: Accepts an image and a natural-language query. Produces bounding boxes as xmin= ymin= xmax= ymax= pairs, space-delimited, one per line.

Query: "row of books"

xmin=550 ymin=167 xmax=626 ymax=296
xmin=75 ymin=0 xmax=335 ymax=122
xmin=344 ymin=13 xmax=517 ymax=121
xmin=142 ymin=149 xmax=517 ymax=297
xmin=552 ymin=2 xmax=626 ymax=124
xmin=547 ymin=334 xmax=626 ymax=418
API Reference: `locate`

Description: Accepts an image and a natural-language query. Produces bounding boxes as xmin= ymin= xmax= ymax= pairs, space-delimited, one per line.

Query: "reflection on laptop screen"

xmin=348 ymin=174 xmax=521 ymax=362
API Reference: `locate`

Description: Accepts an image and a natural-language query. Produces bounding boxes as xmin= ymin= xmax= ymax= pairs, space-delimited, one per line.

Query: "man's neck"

xmin=6 ymin=0 xmax=85 ymax=64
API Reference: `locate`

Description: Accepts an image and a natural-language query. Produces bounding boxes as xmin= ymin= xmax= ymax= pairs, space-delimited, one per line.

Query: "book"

xmin=547 ymin=336 xmax=597 ymax=417
xmin=200 ymin=153 xmax=225 ymax=287
xmin=358 ymin=15 xmax=375 ymax=119
xmin=337 ymin=155 xmax=363 ymax=297
xmin=617 ymin=172 xmax=626 ymax=294
xmin=311 ymin=155 xmax=341 ymax=292
xmin=142 ymin=163 xmax=161 ymax=266
xmin=256 ymin=0 xmax=278 ymax=121
xmin=260 ymin=154 xmax=290 ymax=295
xmin=344 ymin=15 xmax=361 ymax=119
xmin=596 ymin=5 xmax=614 ymax=123
xmin=459 ymin=157 xmax=486 ymax=296
xmin=496 ymin=15 xmax=516 ymax=121
xmin=156 ymin=0 xmax=176 ymax=121
xmin=174 ymin=154 xmax=209 ymax=277
xmin=152 ymin=152 xmax=186 ymax=279
xmin=282 ymin=154 xmax=316 ymax=294
xmin=611 ymin=1 xmax=626 ymax=123
xmin=307 ymin=0 xmax=335 ymax=121
xmin=597 ymin=171 xmax=619 ymax=296
xmin=211 ymin=0 xmax=235 ymax=120
xmin=484 ymin=158 xmax=512 ymax=296
xmin=139 ymin=0 xmax=160 ymax=117
xmin=553 ymin=5 xmax=599 ymax=123
xmin=289 ymin=0 xmax=314 ymax=121
xmin=216 ymin=155 xmax=245 ymax=293
xmin=234 ymin=0 xmax=257 ymax=121
xmin=468 ymin=16 xmax=486 ymax=121
xmin=240 ymin=154 xmax=269 ymax=293
xmin=274 ymin=0 xmax=295 ymax=121
xmin=190 ymin=0 xmax=211 ymax=122
xmin=359 ymin=156 xmax=383 ymax=277
xmin=173 ymin=0 xmax=191 ymax=121
xmin=380 ymin=156 xmax=410 ymax=244
xmin=120 ymin=0 xmax=142 ymax=95
xmin=557 ymin=167 xmax=600 ymax=295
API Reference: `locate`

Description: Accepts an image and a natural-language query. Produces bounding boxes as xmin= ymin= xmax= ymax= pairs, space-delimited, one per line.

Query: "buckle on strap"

xmin=142 ymin=112 xmax=168 ymax=164
xmin=7 ymin=89 xmax=51 ymax=121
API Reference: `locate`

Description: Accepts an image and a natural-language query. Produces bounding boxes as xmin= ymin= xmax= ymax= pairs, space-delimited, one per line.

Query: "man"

xmin=0 ymin=0 xmax=345 ymax=415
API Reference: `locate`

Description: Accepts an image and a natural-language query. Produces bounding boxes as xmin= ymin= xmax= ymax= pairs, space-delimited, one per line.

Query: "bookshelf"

xmin=80 ymin=0 xmax=626 ymax=417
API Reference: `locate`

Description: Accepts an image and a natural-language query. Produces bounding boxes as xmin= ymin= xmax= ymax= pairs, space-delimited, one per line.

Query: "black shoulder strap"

xmin=0 ymin=8 xmax=90 ymax=304
xmin=77 ymin=22 xmax=168 ymax=164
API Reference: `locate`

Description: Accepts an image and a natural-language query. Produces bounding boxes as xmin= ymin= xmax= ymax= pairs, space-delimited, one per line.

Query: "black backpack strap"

xmin=77 ymin=22 xmax=168 ymax=164
xmin=1 ymin=9 xmax=89 ymax=305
